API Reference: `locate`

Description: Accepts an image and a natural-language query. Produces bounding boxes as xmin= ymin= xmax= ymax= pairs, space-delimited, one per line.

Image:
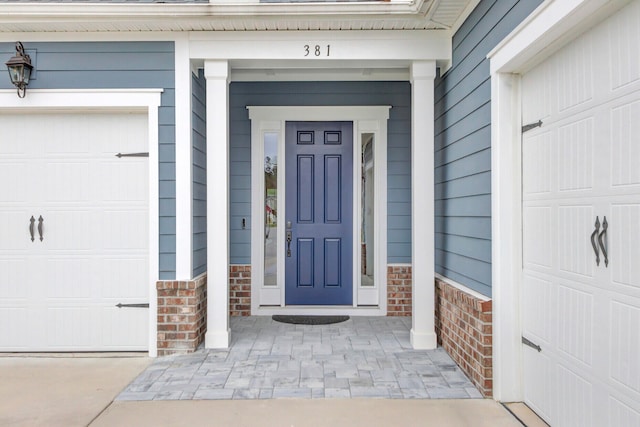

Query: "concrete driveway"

xmin=0 ymin=355 xmax=530 ymax=427
xmin=0 ymin=355 xmax=151 ymax=427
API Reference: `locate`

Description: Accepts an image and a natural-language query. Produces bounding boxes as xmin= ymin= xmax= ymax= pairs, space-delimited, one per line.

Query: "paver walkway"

xmin=118 ymin=316 xmax=481 ymax=401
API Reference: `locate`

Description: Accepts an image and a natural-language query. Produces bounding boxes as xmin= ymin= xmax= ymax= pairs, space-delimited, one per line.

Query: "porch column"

xmin=204 ymin=60 xmax=231 ymax=348
xmin=410 ymin=61 xmax=437 ymax=350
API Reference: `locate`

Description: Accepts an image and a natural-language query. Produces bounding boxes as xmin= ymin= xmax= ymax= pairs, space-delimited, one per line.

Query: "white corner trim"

xmin=434 ymin=274 xmax=491 ymax=301
xmin=0 ymin=88 xmax=163 ymax=358
xmin=175 ymin=34 xmax=193 ymax=280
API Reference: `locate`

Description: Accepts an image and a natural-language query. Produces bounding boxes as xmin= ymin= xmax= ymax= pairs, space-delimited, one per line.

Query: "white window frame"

xmin=248 ymin=106 xmax=390 ymax=315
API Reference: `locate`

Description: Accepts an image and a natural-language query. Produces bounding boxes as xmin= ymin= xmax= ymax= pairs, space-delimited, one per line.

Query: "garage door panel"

xmin=610 ymin=299 xmax=640 ymax=394
xmin=44 ymin=258 xmax=92 ymax=299
xmin=522 ymin=57 xmax=556 ymax=125
xmin=0 ymin=112 xmax=149 ymax=352
xmin=0 ymin=308 xmax=30 ymax=348
xmin=523 ymin=274 xmax=552 ymax=343
xmin=46 ymin=307 xmax=96 ymax=349
xmin=101 ymin=258 xmax=148 ymax=299
xmin=101 ymin=210 xmax=148 ymax=250
xmin=558 ymin=206 xmax=595 ymax=278
xmin=102 ymin=308 xmax=148 ymax=349
xmin=523 ymin=131 xmax=552 ymax=195
xmin=0 ymin=211 xmax=32 ymax=251
xmin=557 ymin=284 xmax=594 ymax=367
xmin=557 ymin=31 xmax=595 ymax=115
xmin=0 ymin=259 xmax=28 ymax=299
xmin=522 ymin=3 xmax=640 ymax=423
xmin=609 ymin=395 xmax=640 ymax=427
xmin=43 ymin=211 xmax=92 ymax=251
xmin=558 ymin=117 xmax=594 ymax=192
xmin=98 ymin=161 xmax=149 ymax=202
xmin=523 ymin=348 xmax=554 ymax=422
xmin=43 ymin=162 xmax=91 ymax=203
xmin=557 ymin=364 xmax=594 ymax=427
xmin=0 ymin=163 xmax=28 ymax=203
xmin=608 ymin=0 xmax=640 ymax=92
xmin=611 ymin=204 xmax=640 ymax=290
xmin=611 ymin=99 xmax=640 ymax=187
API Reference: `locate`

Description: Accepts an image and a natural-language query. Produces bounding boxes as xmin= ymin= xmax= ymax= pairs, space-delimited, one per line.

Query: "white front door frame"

xmin=0 ymin=88 xmax=162 ymax=356
xmin=488 ymin=0 xmax=631 ymax=401
xmin=247 ymin=106 xmax=390 ymax=316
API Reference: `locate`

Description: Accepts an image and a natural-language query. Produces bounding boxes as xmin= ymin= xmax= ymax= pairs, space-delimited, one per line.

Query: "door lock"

xmin=286 ymin=231 xmax=292 ymax=257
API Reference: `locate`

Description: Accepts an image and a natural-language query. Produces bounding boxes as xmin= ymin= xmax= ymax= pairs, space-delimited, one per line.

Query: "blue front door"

xmin=285 ymin=121 xmax=353 ymax=305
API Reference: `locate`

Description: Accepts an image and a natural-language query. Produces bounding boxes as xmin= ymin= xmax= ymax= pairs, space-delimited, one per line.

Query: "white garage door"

xmin=0 ymin=112 xmax=149 ymax=351
xmin=521 ymin=2 xmax=640 ymax=426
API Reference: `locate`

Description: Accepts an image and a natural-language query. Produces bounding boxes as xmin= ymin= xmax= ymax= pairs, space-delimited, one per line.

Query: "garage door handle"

xmin=590 ymin=216 xmax=600 ymax=266
xmin=29 ymin=216 xmax=35 ymax=242
xmin=37 ymin=215 xmax=44 ymax=242
xmin=598 ymin=216 xmax=608 ymax=267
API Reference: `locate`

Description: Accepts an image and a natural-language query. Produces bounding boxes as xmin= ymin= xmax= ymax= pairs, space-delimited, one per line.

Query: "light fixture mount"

xmin=5 ymin=41 xmax=33 ymax=98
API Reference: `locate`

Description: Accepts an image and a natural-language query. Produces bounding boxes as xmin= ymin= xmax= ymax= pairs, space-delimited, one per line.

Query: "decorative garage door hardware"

xmin=115 ymin=303 xmax=149 ymax=308
xmin=115 ymin=152 xmax=149 ymax=158
xmin=590 ymin=216 xmax=608 ymax=267
xmin=521 ymin=120 xmax=542 ymax=133
xmin=522 ymin=336 xmax=542 ymax=352
xmin=28 ymin=215 xmax=44 ymax=242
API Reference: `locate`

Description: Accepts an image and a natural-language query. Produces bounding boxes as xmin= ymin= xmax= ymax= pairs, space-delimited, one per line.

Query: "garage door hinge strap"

xmin=116 ymin=303 xmax=150 ymax=308
xmin=522 ymin=336 xmax=542 ymax=352
xmin=115 ymin=152 xmax=149 ymax=158
xmin=522 ymin=120 xmax=542 ymax=133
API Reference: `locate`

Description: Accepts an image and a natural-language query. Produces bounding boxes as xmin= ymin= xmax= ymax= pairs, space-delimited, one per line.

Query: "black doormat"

xmin=272 ymin=315 xmax=350 ymax=325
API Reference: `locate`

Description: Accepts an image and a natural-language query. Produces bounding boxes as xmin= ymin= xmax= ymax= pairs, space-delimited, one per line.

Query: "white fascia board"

xmin=0 ymin=2 xmax=425 ymax=19
xmin=0 ymin=32 xmax=180 ymax=43
xmin=488 ymin=0 xmax=630 ymax=74
xmin=190 ymin=30 xmax=450 ymax=62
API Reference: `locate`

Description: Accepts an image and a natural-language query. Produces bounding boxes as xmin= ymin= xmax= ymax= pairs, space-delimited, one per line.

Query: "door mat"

xmin=272 ymin=315 xmax=350 ymax=325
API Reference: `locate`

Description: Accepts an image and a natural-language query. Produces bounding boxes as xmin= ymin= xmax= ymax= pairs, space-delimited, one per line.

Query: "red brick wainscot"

xmin=387 ymin=264 xmax=412 ymax=316
xmin=230 ymin=265 xmax=251 ymax=317
xmin=435 ymin=278 xmax=493 ymax=397
xmin=156 ymin=273 xmax=207 ymax=356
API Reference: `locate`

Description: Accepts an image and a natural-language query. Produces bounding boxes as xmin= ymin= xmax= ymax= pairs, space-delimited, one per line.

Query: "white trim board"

xmin=487 ymin=0 xmax=632 ymax=402
xmin=247 ymin=106 xmax=390 ymax=316
xmin=0 ymin=88 xmax=162 ymax=357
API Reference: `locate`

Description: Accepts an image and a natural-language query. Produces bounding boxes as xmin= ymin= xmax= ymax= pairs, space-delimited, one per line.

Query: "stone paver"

xmin=118 ymin=316 xmax=480 ymax=401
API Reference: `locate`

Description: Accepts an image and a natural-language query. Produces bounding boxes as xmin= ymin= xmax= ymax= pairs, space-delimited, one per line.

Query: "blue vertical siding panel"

xmin=0 ymin=41 xmax=177 ymax=279
xmin=229 ymin=81 xmax=411 ymax=264
xmin=192 ymin=69 xmax=207 ymax=277
xmin=434 ymin=0 xmax=542 ymax=296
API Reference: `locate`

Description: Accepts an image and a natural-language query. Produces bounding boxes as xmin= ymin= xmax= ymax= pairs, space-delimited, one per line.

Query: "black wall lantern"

xmin=5 ymin=42 xmax=33 ymax=98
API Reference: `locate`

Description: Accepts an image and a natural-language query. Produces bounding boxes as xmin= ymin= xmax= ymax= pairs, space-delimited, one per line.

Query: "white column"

xmin=204 ymin=60 xmax=231 ymax=349
xmin=175 ymin=34 xmax=193 ymax=280
xmin=410 ymin=61 xmax=437 ymax=350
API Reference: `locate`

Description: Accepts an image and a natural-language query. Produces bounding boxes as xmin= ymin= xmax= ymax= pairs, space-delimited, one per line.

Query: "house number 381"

xmin=304 ymin=45 xmax=331 ymax=57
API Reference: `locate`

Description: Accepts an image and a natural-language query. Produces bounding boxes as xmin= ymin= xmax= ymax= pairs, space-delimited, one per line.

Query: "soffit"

xmin=0 ymin=0 xmax=477 ymax=33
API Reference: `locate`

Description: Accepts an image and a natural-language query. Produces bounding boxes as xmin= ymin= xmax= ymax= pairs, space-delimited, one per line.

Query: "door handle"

xmin=590 ymin=216 xmax=600 ymax=266
xmin=286 ymin=231 xmax=292 ymax=257
xmin=29 ymin=216 xmax=35 ymax=242
xmin=598 ymin=216 xmax=608 ymax=267
xmin=37 ymin=215 xmax=44 ymax=242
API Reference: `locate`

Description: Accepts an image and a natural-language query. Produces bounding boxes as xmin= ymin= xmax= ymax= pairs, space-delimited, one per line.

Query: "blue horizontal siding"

xmin=434 ymin=0 xmax=542 ymax=296
xmin=229 ymin=81 xmax=412 ymax=264
xmin=192 ymin=69 xmax=207 ymax=278
xmin=0 ymin=41 xmax=177 ymax=279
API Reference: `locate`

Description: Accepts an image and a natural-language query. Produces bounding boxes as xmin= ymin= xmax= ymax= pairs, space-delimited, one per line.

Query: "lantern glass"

xmin=7 ymin=64 xmax=24 ymax=85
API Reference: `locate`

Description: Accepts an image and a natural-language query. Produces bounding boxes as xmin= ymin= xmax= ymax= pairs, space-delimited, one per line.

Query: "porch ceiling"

xmin=0 ymin=0 xmax=479 ymax=34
